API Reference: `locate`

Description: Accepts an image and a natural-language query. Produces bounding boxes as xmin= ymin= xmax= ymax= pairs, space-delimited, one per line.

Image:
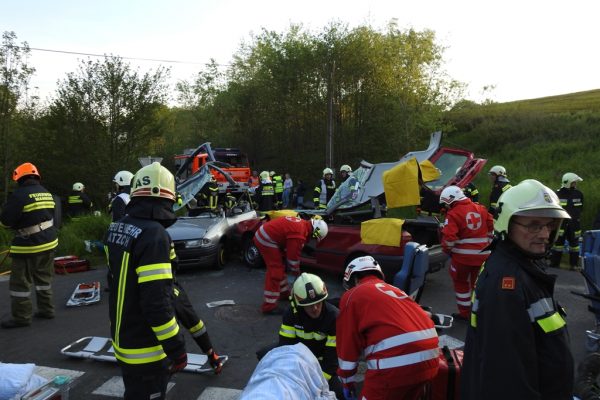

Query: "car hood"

xmin=167 ymin=216 xmax=221 ymax=240
xmin=325 ymin=131 xmax=487 ymax=213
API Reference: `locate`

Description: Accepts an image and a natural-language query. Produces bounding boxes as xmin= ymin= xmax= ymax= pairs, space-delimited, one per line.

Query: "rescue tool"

xmin=60 ymin=336 xmax=228 ymax=373
xmin=66 ymin=282 xmax=101 ymax=307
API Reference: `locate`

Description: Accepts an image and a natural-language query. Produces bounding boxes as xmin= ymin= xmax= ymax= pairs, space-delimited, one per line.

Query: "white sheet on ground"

xmin=0 ymin=362 xmax=48 ymax=399
xmin=239 ymin=343 xmax=337 ymax=400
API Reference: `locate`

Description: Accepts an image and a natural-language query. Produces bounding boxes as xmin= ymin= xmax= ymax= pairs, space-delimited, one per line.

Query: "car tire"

xmin=214 ymin=242 xmax=226 ymax=269
xmin=243 ymin=238 xmax=264 ymax=269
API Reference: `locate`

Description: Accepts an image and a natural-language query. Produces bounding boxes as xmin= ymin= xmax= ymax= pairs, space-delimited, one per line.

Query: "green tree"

xmin=0 ymin=31 xmax=35 ymax=201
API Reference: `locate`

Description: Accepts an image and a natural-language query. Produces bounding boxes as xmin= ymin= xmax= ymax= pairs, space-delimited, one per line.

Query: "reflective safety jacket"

xmin=462 ymin=240 xmax=574 ymax=400
xmin=556 ymin=187 xmax=583 ymax=221
xmin=272 ymin=175 xmax=284 ymax=194
xmin=279 ymin=301 xmax=339 ymax=380
xmin=489 ymin=177 xmax=511 ymax=215
xmin=313 ymin=179 xmax=336 ymax=209
xmin=441 ymin=198 xmax=493 ymax=266
xmin=104 ymin=211 xmax=186 ymax=373
xmin=66 ymin=190 xmax=93 ymax=218
xmin=0 ymin=179 xmax=58 ymax=256
xmin=336 ymin=276 xmax=439 ymax=387
xmin=255 ymin=179 xmax=275 ymax=211
xmin=253 ymin=216 xmax=312 ymax=272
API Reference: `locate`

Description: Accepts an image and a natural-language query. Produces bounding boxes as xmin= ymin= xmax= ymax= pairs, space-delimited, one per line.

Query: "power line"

xmin=17 ymin=45 xmax=230 ymax=67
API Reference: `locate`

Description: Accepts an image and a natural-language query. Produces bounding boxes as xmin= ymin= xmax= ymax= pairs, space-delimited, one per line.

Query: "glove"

xmin=342 ymin=382 xmax=357 ymax=400
xmin=207 ymin=350 xmax=223 ymax=374
xmin=169 ymin=352 xmax=188 ymax=374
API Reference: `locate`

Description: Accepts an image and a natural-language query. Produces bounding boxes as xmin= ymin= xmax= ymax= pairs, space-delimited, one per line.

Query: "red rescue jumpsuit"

xmin=253 ymin=216 xmax=312 ymax=313
xmin=441 ymin=198 xmax=493 ymax=318
xmin=337 ymin=276 xmax=439 ymax=400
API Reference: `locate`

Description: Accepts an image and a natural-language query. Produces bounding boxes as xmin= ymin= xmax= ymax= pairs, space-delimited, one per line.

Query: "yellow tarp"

xmin=382 ymin=158 xmax=441 ymax=208
xmin=264 ymin=209 xmax=299 ymax=220
xmin=360 ymin=218 xmax=405 ymax=247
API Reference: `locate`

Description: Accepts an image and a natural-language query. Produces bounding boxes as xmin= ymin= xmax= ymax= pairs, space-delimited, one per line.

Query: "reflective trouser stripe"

xmin=10 ymin=290 xmax=31 ymax=297
xmin=366 ymin=348 xmax=439 ymax=370
xmin=11 ymin=239 xmax=59 ymax=254
xmin=35 ymin=285 xmax=51 ymax=291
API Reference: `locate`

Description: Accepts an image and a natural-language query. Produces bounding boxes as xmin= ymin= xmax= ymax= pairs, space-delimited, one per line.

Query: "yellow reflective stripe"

xmin=279 ymin=324 xmax=296 ymax=339
xmin=23 ymin=200 xmax=55 ymax=212
xmin=294 ymin=329 xmax=326 ymax=341
xmin=136 ymin=263 xmax=172 ymax=283
xmin=68 ymin=196 xmax=83 ymax=204
xmin=323 ymin=371 xmax=332 ymax=380
xmin=189 ymin=320 xmax=206 ymax=336
xmin=113 ymin=342 xmax=167 ymax=364
xmin=174 ymin=287 xmax=180 ymax=296
xmin=537 ymin=312 xmax=566 ymax=333
xmin=170 ymin=248 xmax=176 ymax=260
xmin=11 ymin=239 xmax=58 ymax=254
xmin=326 ymin=335 xmax=336 ymax=347
xmin=152 ymin=317 xmax=180 ymax=341
xmin=115 ymin=252 xmax=130 ymax=347
xmin=470 ymin=313 xmax=477 ymax=328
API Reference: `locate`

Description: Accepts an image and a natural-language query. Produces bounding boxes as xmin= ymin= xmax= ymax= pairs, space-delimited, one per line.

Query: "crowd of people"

xmin=0 ymin=159 xmax=589 ymax=399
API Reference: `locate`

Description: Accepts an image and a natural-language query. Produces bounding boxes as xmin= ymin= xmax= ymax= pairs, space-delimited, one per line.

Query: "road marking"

xmin=92 ymin=376 xmax=174 ymax=397
xmin=34 ymin=365 xmax=85 ymax=381
xmin=198 ymin=386 xmax=242 ymax=400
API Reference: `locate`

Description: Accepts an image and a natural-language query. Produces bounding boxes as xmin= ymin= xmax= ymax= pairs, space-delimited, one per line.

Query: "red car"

xmin=235 ymin=132 xmax=487 ymax=280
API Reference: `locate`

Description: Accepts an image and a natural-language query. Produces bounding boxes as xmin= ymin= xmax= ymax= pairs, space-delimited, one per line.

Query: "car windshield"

xmin=326 ymin=165 xmax=371 ymax=210
xmin=174 ymin=165 xmax=212 ymax=211
xmin=424 ymin=152 xmax=468 ymax=191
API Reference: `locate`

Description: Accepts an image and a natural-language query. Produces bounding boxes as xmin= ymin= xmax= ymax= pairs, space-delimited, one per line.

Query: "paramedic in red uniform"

xmin=253 ymin=216 xmax=328 ymax=314
xmin=439 ymin=185 xmax=494 ymax=320
xmin=336 ymin=256 xmax=439 ymax=400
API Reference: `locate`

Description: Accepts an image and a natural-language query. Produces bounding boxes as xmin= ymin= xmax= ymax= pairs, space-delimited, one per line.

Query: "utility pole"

xmin=327 ymin=60 xmax=335 ymax=168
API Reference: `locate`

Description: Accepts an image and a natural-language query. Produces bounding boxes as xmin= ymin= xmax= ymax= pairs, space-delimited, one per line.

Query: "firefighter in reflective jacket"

xmin=104 ymin=162 xmax=187 ymax=400
xmin=487 ymin=165 xmax=512 ymax=216
xmin=462 ymin=179 xmax=574 ymax=400
xmin=313 ymin=168 xmax=336 ymax=210
xmin=440 ymin=186 xmax=493 ymax=319
xmin=66 ymin=182 xmax=93 ymax=219
xmin=337 ymin=256 xmax=439 ymax=400
xmin=0 ymin=162 xmax=58 ymax=328
xmin=271 ymin=171 xmax=284 ymax=209
xmin=254 ymin=216 xmax=328 ymax=314
xmin=188 ymin=176 xmax=219 ymax=216
xmin=109 ymin=170 xmax=134 ymax=222
xmin=255 ymin=171 xmax=275 ymax=211
xmin=550 ymin=172 xmax=584 ymax=269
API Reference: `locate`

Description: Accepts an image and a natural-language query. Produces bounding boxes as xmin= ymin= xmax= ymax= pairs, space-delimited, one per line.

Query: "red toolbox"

xmin=427 ymin=346 xmax=463 ymax=400
xmin=54 ymin=256 xmax=90 ymax=274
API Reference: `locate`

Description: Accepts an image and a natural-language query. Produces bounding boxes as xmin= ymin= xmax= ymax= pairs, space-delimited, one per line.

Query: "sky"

xmin=3 ymin=0 xmax=600 ymax=105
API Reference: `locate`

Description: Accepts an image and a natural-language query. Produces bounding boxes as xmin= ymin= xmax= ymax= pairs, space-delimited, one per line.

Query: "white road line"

xmin=34 ymin=365 xmax=85 ymax=381
xmin=198 ymin=387 xmax=242 ymax=400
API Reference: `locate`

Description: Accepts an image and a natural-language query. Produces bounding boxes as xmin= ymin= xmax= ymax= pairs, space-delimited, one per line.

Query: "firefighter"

xmin=255 ymin=171 xmax=275 ymax=211
xmin=0 ymin=163 xmax=58 ymax=328
xmin=104 ymin=162 xmax=187 ymax=399
xmin=462 ymin=179 xmax=574 ymax=400
xmin=455 ymin=166 xmax=480 ymax=202
xmin=256 ymin=273 xmax=342 ymax=397
xmin=188 ymin=175 xmax=219 ymax=216
xmin=487 ymin=165 xmax=512 ymax=216
xmin=339 ymin=165 xmax=352 ymax=184
xmin=313 ymin=168 xmax=336 ymax=210
xmin=170 ymin=243 xmax=223 ymax=374
xmin=337 ymin=256 xmax=439 ymax=400
xmin=439 ymin=185 xmax=494 ymax=320
xmin=109 ymin=170 xmax=133 ymax=222
xmin=253 ymin=216 xmax=328 ymax=314
xmin=550 ymin=172 xmax=584 ymax=269
xmin=66 ymin=182 xmax=93 ymax=219
xmin=271 ymin=170 xmax=284 ymax=209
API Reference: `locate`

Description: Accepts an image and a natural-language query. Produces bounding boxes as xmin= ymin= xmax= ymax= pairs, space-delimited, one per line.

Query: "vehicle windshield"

xmin=174 ymin=165 xmax=212 ymax=211
xmin=326 ymin=166 xmax=371 ymax=210
xmin=424 ymin=152 xmax=468 ymax=191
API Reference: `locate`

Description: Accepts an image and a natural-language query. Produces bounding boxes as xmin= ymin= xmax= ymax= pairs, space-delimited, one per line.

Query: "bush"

xmin=57 ymin=214 xmax=111 ymax=256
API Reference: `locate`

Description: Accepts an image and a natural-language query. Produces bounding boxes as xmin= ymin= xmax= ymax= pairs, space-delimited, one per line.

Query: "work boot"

xmin=34 ymin=311 xmax=55 ymax=319
xmin=1 ymin=318 xmax=31 ymax=329
xmin=574 ymin=353 xmax=600 ymax=400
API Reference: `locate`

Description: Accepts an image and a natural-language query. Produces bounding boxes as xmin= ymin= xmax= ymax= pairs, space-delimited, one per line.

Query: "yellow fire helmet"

xmin=293 ymin=272 xmax=328 ymax=306
xmin=130 ymin=162 xmax=176 ymax=202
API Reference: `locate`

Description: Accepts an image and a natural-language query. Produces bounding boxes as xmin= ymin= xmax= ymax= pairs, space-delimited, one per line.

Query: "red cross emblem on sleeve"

xmin=465 ymin=212 xmax=482 ymax=230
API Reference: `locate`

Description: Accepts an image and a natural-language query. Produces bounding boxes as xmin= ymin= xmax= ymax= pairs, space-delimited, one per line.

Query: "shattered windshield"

xmin=326 ymin=166 xmax=370 ymax=210
xmin=424 ymin=152 xmax=468 ymax=191
xmin=174 ymin=165 xmax=212 ymax=211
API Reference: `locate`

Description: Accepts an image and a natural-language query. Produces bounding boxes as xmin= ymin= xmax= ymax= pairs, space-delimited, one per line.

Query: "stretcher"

xmin=60 ymin=336 xmax=228 ymax=373
xmin=66 ymin=282 xmax=101 ymax=307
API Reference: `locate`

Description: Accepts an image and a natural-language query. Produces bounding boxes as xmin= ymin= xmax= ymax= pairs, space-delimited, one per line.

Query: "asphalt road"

xmin=0 ymin=257 xmax=595 ymax=399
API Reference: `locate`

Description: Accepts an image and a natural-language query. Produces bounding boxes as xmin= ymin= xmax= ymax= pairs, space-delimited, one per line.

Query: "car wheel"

xmin=243 ymin=239 xmax=264 ymax=269
xmin=214 ymin=242 xmax=226 ymax=269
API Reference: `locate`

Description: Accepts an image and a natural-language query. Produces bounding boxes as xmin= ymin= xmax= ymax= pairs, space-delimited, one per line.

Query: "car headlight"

xmin=184 ymin=238 xmax=212 ymax=248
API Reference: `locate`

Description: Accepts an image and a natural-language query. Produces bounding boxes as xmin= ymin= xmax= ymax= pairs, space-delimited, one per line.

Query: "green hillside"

xmin=445 ymin=89 xmax=600 ymax=230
